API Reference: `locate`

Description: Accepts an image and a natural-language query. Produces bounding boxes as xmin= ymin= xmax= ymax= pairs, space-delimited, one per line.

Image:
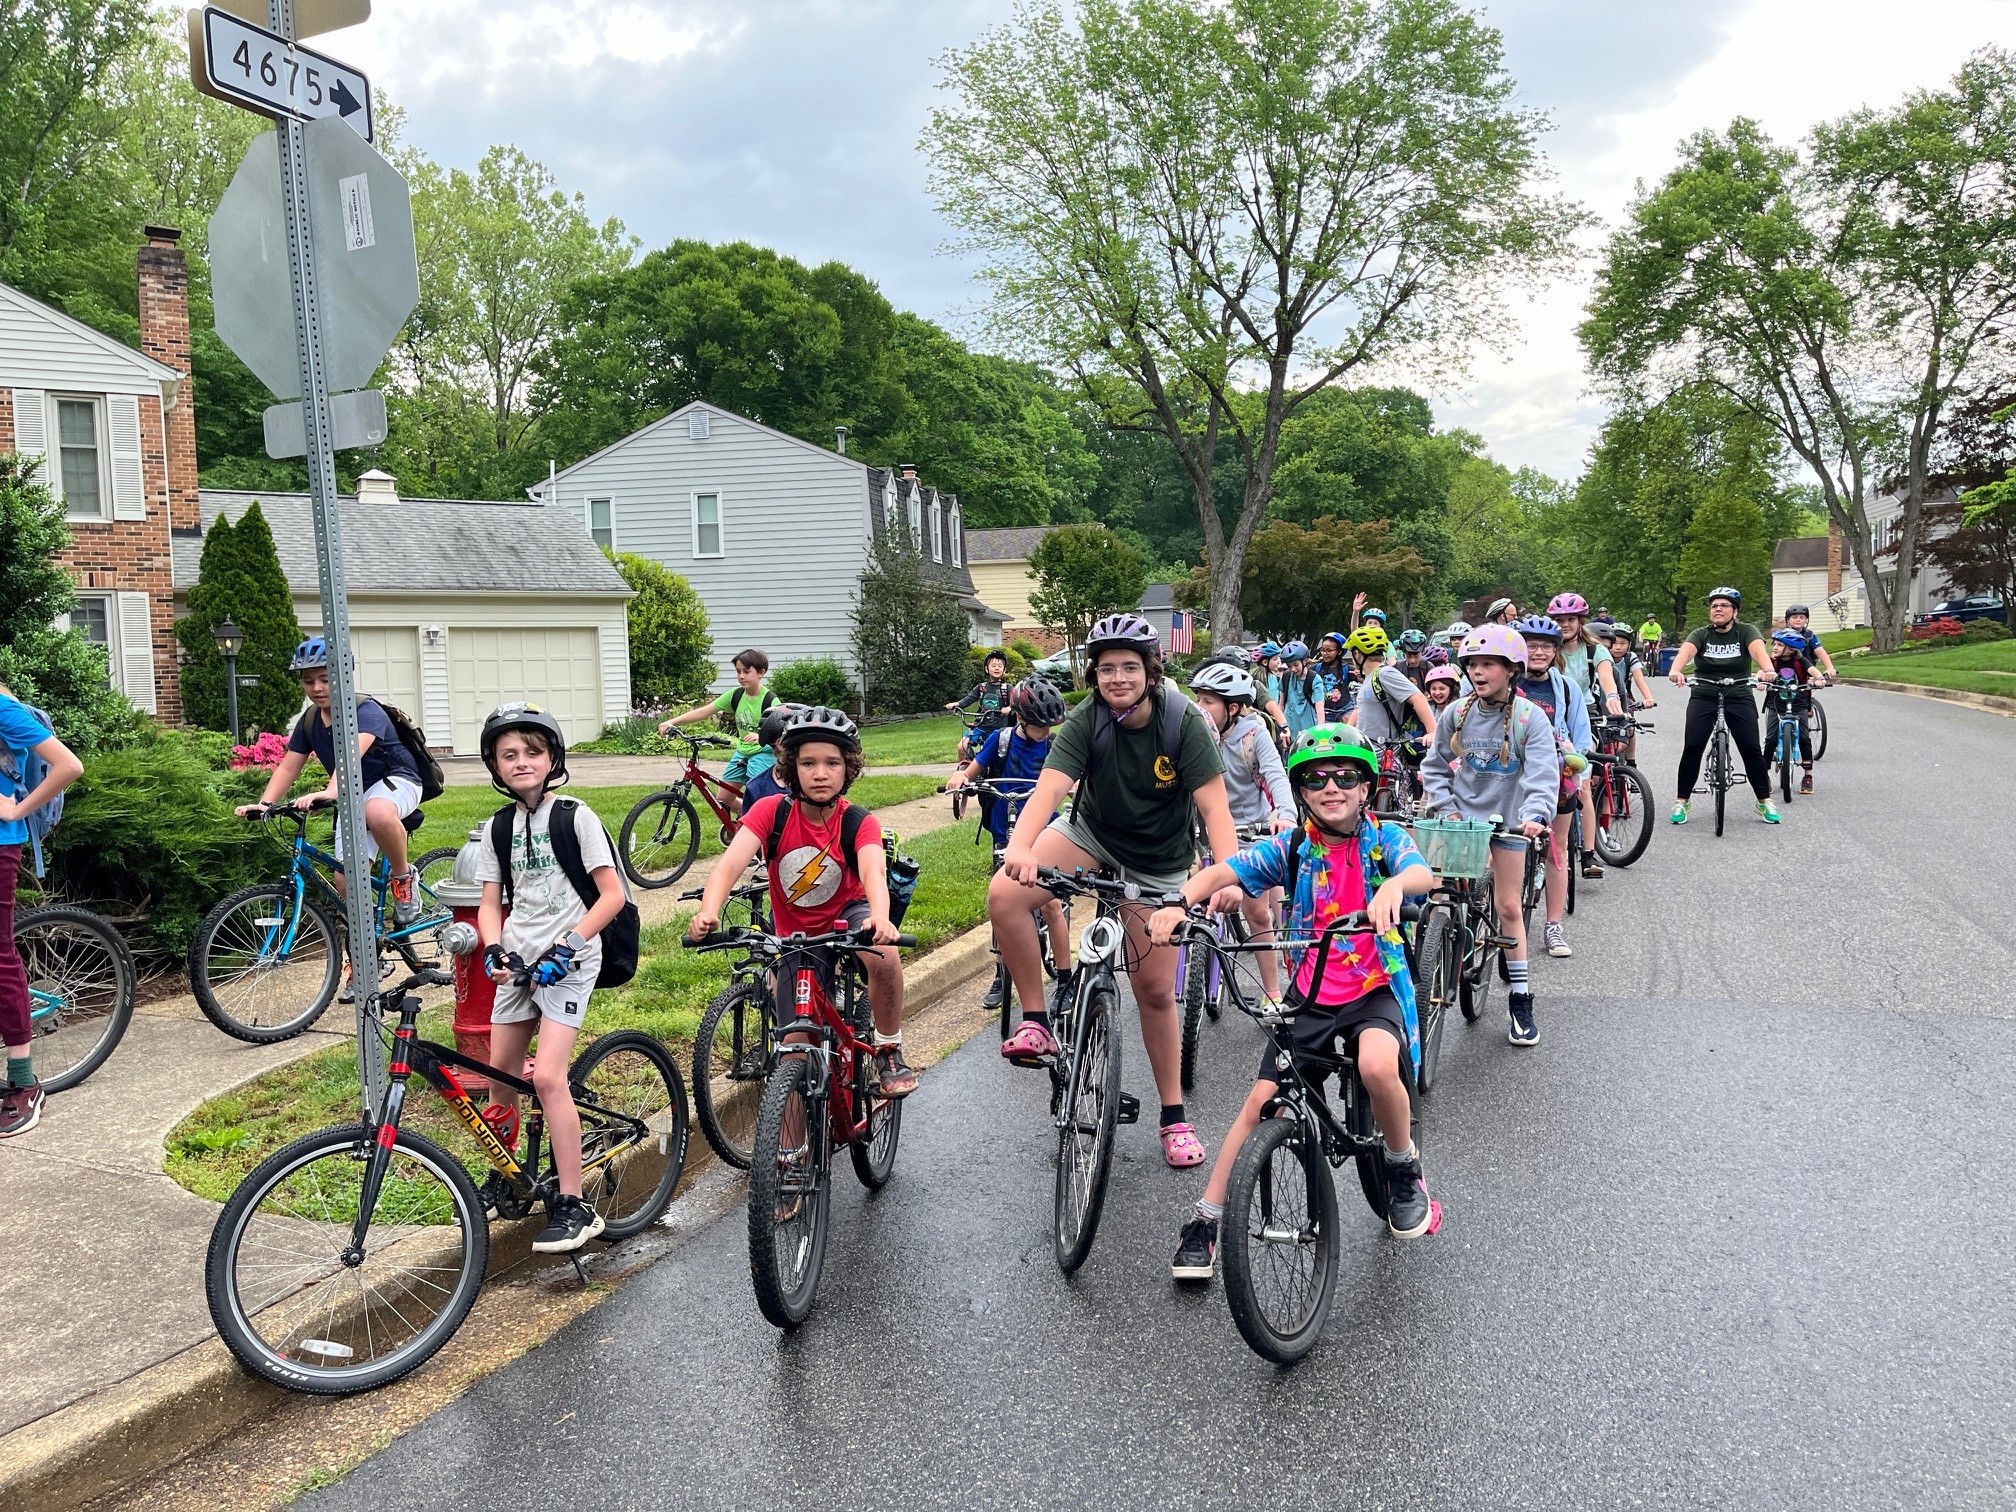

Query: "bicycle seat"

xmin=401 ymin=810 xmax=424 ymax=835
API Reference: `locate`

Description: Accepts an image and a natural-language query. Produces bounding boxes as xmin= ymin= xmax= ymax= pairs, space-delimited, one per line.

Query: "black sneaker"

xmin=1171 ymin=1215 xmax=1218 ymax=1281
xmin=1507 ymin=992 xmax=1539 ymax=1047
xmin=1579 ymin=852 xmax=1605 ymax=880
xmin=981 ymin=972 xmax=1006 ymax=1010
xmin=1383 ymin=1150 xmax=1432 ymax=1238
xmin=532 ymin=1194 xmax=605 ymax=1253
xmin=477 ymin=1171 xmax=514 ymax=1218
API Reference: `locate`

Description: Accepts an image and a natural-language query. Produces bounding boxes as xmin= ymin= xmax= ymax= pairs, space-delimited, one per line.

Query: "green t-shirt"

xmin=1685 ymin=621 xmax=1762 ymax=697
xmin=711 ymin=686 xmax=775 ymax=756
xmin=1044 ymin=686 xmax=1224 ymax=874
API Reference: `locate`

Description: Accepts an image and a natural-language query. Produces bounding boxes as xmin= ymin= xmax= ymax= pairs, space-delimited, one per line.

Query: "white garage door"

xmin=450 ymin=627 xmax=602 ymax=754
xmin=349 ymin=626 xmax=420 ymax=717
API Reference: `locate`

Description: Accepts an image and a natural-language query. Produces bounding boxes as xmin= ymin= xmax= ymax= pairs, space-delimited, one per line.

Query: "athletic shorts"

xmin=723 ymin=749 xmax=773 ymax=787
xmin=1257 ymin=985 xmax=1407 ymax=1084
xmin=330 ymin=775 xmax=423 ymax=868
xmin=777 ymin=899 xmax=874 ymax=1018
xmin=1045 ymin=812 xmax=1193 ymax=900
xmin=490 ymin=941 xmax=603 ymax=1030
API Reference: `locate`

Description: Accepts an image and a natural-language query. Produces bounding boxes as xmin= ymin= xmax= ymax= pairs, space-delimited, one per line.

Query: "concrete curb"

xmin=0 ymin=922 xmax=1002 ymax=1512
xmin=1839 ymin=678 xmax=2016 ymax=718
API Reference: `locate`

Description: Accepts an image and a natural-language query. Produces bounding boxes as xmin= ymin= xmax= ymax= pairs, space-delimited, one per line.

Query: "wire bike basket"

xmin=1413 ymin=817 xmax=1496 ymax=880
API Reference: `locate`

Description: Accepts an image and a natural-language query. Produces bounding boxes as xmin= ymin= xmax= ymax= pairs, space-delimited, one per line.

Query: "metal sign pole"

xmin=270 ymin=0 xmax=382 ymax=1116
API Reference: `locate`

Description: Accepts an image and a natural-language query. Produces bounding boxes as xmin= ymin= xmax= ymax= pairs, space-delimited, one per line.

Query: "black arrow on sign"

xmin=330 ymin=79 xmax=362 ymax=118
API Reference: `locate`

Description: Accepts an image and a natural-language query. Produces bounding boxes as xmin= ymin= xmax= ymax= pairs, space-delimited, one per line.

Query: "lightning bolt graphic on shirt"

xmin=786 ymin=850 xmax=832 ymax=904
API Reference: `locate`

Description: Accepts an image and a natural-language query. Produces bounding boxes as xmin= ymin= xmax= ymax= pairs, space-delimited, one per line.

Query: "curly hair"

xmin=779 ymin=741 xmax=866 ymax=796
xmin=1090 ymin=644 xmax=1164 ymax=701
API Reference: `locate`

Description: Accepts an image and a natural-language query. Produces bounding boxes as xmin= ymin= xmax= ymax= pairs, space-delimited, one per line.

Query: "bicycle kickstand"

xmin=568 ymin=1254 xmax=590 ymax=1286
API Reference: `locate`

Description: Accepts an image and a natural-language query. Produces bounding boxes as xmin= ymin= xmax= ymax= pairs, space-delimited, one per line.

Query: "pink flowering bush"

xmin=229 ymin=732 xmax=291 ymax=770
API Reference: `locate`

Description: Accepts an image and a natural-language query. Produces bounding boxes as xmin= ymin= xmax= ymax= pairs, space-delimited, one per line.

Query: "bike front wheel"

xmin=572 ymin=1030 xmax=689 ymax=1240
xmin=1222 ymin=1115 xmax=1339 ymax=1365
xmin=1054 ymin=983 xmax=1122 ymax=1274
xmin=1179 ymin=941 xmax=1208 ymax=1092
xmin=747 ymin=1055 xmax=831 ymax=1328
xmin=1712 ymin=729 xmax=1729 ymax=836
xmin=693 ymin=978 xmax=774 ymax=1168
xmin=189 ymin=883 xmax=343 ymax=1043
xmin=618 ymin=789 xmax=701 ymax=890
xmin=1593 ymin=762 xmax=1654 ymax=868
xmin=1411 ymin=907 xmax=1452 ymax=1094
xmin=18 ymin=905 xmax=136 ymax=1093
xmin=206 ymin=1124 xmax=486 ymax=1394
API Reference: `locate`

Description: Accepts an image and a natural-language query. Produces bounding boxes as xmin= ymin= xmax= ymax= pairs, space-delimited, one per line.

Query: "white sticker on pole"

xmin=339 ymin=172 xmax=375 ymax=251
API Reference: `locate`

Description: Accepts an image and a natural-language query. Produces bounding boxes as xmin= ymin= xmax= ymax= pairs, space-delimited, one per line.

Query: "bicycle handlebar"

xmin=1032 ymin=865 xmax=1143 ymax=903
xmin=245 ymin=796 xmax=337 ymax=823
xmin=684 ymin=925 xmax=917 ymax=954
xmin=664 ymin=729 xmax=735 ymax=750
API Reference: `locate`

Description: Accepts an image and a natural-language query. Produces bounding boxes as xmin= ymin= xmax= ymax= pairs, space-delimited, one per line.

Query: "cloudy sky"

xmin=334 ymin=0 xmax=2015 ymax=479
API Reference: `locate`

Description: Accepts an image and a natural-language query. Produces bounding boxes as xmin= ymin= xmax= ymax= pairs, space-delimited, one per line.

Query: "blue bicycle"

xmin=20 ymin=904 xmax=136 ymax=1092
xmin=187 ymin=799 xmax=457 ymax=1044
xmin=1765 ymin=676 xmax=1818 ymax=804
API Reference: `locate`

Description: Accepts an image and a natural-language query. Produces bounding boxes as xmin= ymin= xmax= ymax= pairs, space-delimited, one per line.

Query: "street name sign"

xmin=188 ymin=6 xmax=374 ymax=141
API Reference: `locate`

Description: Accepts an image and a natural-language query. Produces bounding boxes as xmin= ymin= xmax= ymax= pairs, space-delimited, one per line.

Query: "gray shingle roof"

xmin=1138 ymin=583 xmax=1176 ymax=609
xmin=176 ymin=490 xmax=631 ymax=597
xmin=964 ymin=525 xmax=1058 ymax=563
xmin=1771 ymin=536 xmax=1830 ymax=572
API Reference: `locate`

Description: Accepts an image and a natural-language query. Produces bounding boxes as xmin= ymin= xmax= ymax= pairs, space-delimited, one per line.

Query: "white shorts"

xmin=490 ymin=946 xmax=602 ymax=1030
xmin=331 ymin=775 xmax=423 ymax=868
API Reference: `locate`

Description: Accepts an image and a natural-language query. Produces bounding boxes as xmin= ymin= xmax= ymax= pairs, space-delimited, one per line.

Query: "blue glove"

xmin=530 ymin=941 xmax=578 ymax=988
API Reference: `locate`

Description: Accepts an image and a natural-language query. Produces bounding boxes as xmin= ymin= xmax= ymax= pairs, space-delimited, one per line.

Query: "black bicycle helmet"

xmin=1785 ymin=603 xmax=1811 ymax=618
xmin=480 ymin=702 xmax=569 ymax=795
xmin=757 ymin=700 xmax=804 ymax=748
xmin=777 ymin=704 xmax=860 ymax=754
xmin=1084 ymin=612 xmax=1158 ymax=659
xmin=1010 ymin=677 xmax=1067 ymax=725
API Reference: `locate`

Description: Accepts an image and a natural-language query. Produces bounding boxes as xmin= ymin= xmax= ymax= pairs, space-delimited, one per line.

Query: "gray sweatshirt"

xmin=1218 ymin=713 xmax=1295 ymax=829
xmin=1418 ymin=692 xmax=1560 ymax=829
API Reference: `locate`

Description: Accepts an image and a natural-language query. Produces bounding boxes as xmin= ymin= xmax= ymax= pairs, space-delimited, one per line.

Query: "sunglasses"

xmin=1294 ymin=767 xmax=1368 ymax=792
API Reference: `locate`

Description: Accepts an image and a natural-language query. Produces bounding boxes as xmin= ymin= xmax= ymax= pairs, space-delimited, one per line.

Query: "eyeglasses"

xmin=1294 ymin=768 xmax=1367 ymax=792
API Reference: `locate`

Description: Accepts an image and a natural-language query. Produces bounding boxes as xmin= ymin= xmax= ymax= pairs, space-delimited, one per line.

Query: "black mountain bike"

xmin=684 ymin=874 xmax=775 ymax=1168
xmin=1688 ymin=677 xmax=1756 ymax=836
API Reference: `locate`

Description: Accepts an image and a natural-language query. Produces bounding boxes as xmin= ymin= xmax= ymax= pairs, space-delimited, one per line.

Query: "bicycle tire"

xmin=850 ymin=1055 xmax=903 ymax=1190
xmin=618 ymin=789 xmax=701 ymax=890
xmin=1566 ymin=810 xmax=1579 ymax=917
xmin=17 ymin=905 xmax=136 ymax=1094
xmin=189 ymin=882 xmax=343 ymax=1043
xmin=570 ymin=1030 xmax=689 ymax=1239
xmin=1778 ymin=721 xmax=1794 ymax=805
xmin=206 ymin=1123 xmax=486 ymax=1394
xmin=1810 ymin=696 xmax=1828 ymax=761
xmin=1179 ymin=939 xmax=1208 ymax=1092
xmin=1221 ymin=1115 xmax=1338 ymax=1365
xmin=1459 ymin=877 xmax=1496 ymax=1023
xmin=1712 ymin=728 xmax=1729 ymax=836
xmin=1593 ymin=761 xmax=1654 ymax=868
xmin=1350 ymin=1055 xmax=1414 ymax=1219
xmin=1054 ymin=983 xmax=1121 ymax=1274
xmin=747 ymin=1055 xmax=830 ymax=1328
xmin=694 ymin=978 xmax=773 ymax=1168
xmin=413 ymin=846 xmax=459 ymax=908
xmin=1411 ymin=907 xmax=1452 ymax=1095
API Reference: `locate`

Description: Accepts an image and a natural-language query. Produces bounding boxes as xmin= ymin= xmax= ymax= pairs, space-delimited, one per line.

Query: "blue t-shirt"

xmin=0 ymin=694 xmax=54 ymax=848
xmin=741 ymin=765 xmax=786 ymax=807
xmin=976 ymin=726 xmax=1052 ymax=843
xmin=287 ymin=698 xmax=422 ymax=791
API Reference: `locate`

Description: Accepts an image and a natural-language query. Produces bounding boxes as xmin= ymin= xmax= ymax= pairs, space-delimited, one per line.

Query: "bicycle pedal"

xmin=1115 ymin=1091 xmax=1141 ymax=1125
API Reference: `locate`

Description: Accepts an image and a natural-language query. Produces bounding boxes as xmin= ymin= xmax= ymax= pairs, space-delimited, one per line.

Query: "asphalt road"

xmin=304 ymin=687 xmax=2016 ymax=1511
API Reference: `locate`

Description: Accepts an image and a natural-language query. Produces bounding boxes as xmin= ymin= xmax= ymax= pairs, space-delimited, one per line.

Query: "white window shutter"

xmin=116 ymin=592 xmax=157 ymax=712
xmin=109 ymin=394 xmax=146 ymax=520
xmin=12 ymin=389 xmax=48 ymax=474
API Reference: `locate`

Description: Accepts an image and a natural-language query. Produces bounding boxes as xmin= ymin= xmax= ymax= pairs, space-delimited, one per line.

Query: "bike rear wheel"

xmin=413 ymin=847 xmax=459 ymax=910
xmin=206 ymin=1124 xmax=486 ymax=1394
xmin=618 ymin=789 xmax=701 ymax=890
xmin=1411 ymin=907 xmax=1452 ymax=1094
xmin=1179 ymin=940 xmax=1208 ymax=1092
xmin=1054 ymin=983 xmax=1121 ymax=1274
xmin=189 ymin=883 xmax=342 ymax=1043
xmin=693 ymin=978 xmax=773 ymax=1168
xmin=18 ymin=905 xmax=136 ymax=1093
xmin=850 ymin=1056 xmax=903 ymax=1190
xmin=1222 ymin=1115 xmax=1338 ymax=1364
xmin=747 ymin=1056 xmax=830 ymax=1328
xmin=1593 ymin=761 xmax=1654 ymax=867
xmin=1810 ymin=696 xmax=1829 ymax=761
xmin=571 ymin=1031 xmax=689 ymax=1239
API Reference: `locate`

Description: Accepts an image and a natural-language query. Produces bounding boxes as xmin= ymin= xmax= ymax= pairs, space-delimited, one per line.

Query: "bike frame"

xmin=258 ymin=810 xmax=443 ymax=962
xmin=773 ymin=941 xmax=877 ymax=1154
xmin=669 ymin=743 xmax=745 ymax=836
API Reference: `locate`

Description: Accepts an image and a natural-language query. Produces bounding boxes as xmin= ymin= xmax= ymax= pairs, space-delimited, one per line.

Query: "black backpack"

xmin=294 ymin=698 xmax=446 ymax=802
xmin=488 ymin=798 xmax=639 ymax=989
xmin=762 ymin=797 xmax=916 ymax=925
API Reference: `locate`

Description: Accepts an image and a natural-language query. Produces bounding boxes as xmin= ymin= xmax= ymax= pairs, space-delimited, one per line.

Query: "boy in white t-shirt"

xmin=472 ymin=703 xmax=629 ymax=1253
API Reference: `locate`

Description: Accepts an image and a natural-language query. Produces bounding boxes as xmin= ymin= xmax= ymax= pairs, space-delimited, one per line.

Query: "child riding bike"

xmin=1766 ymin=630 xmax=1824 ymax=794
xmin=1511 ymin=614 xmax=1595 ymax=957
xmin=946 ymin=648 xmax=1015 ymax=763
xmin=1149 ymin=724 xmax=1437 ymax=1280
xmin=1342 ymin=624 xmax=1437 ymax=763
xmin=1188 ymin=661 xmax=1296 ymax=1006
xmin=658 ymin=648 xmax=777 ymax=803
xmin=1423 ymin=664 xmax=1463 ymax=712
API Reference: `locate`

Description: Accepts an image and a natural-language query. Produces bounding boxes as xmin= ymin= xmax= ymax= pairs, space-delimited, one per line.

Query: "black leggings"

xmin=1764 ymin=699 xmax=1814 ymax=763
xmin=1676 ymin=695 xmax=1770 ymax=801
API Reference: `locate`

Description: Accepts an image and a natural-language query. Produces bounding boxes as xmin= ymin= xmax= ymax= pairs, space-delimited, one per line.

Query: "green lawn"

xmin=860 ymin=713 xmax=968 ymax=768
xmin=1821 ymin=627 xmax=1874 ymax=654
xmin=1838 ymin=639 xmax=2016 ymax=698
xmin=163 ymin=799 xmax=993 ymax=1202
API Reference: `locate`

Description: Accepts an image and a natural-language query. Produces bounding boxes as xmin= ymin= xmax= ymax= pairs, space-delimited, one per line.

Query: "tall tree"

xmin=924 ymin=0 xmax=1579 ymax=642
xmin=1029 ymin=523 xmax=1149 ymax=677
xmin=175 ymin=502 xmax=306 ymax=736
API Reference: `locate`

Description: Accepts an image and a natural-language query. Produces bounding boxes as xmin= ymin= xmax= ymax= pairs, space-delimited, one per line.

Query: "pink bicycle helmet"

xmin=1457 ymin=623 xmax=1528 ymax=667
xmin=1425 ymin=664 xmax=1464 ymax=689
xmin=1547 ymin=591 xmax=1589 ymax=617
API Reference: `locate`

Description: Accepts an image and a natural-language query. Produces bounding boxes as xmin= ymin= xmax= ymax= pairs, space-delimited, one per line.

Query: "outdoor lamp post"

xmin=213 ymin=618 xmax=245 ymax=743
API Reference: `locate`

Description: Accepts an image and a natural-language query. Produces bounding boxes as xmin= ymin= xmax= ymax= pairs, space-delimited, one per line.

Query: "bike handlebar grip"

xmin=419 ymin=969 xmax=453 ymax=987
xmin=895 ymin=934 xmax=917 ymax=949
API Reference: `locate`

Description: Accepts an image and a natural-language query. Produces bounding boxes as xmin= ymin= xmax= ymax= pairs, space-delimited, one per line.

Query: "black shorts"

xmin=1257 ymin=985 xmax=1407 ymax=1084
xmin=777 ymin=898 xmax=873 ymax=1015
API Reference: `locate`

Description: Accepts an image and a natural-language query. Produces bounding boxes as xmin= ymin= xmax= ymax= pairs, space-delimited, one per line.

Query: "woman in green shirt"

xmin=1665 ymin=588 xmax=1780 ymax=824
xmin=987 ymin=613 xmax=1239 ymax=1168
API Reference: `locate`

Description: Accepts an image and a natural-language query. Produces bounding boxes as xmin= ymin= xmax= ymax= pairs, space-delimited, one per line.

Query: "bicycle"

xmin=1028 ymin=867 xmax=1148 ymax=1273
xmin=1764 ymin=678 xmax=1821 ymax=804
xmin=205 ymin=965 xmax=690 ymax=1394
xmin=1588 ymin=718 xmax=1654 ymax=868
xmin=684 ymin=874 xmax=778 ymax=1169
xmin=617 ymin=731 xmax=741 ymax=889
xmin=685 ymin=924 xmax=915 ymax=1328
xmin=1367 ymin=738 xmax=1422 ymax=820
xmin=1413 ymin=817 xmax=1515 ymax=1052
xmin=189 ymin=800 xmax=458 ymax=1044
xmin=1809 ymin=688 xmax=1831 ymax=762
xmin=1686 ymin=677 xmax=1756 ymax=837
xmin=1176 ymin=822 xmax=1275 ymax=1091
xmin=1168 ymin=908 xmax=1439 ymax=1364
xmin=19 ymin=904 xmax=136 ymax=1093
xmin=943 ymin=780 xmax=1069 ymax=1042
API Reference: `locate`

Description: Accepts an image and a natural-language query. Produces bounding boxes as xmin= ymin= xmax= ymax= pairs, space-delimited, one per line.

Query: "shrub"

xmin=1008 ymin=637 xmax=1044 ymax=665
xmin=229 ymin=732 xmax=291 ymax=769
xmin=771 ymin=656 xmax=854 ymax=709
xmin=1959 ymin=618 xmax=2011 ymax=643
xmin=577 ymin=716 xmax=680 ymax=756
xmin=965 ymin=645 xmax=1029 ymax=684
xmin=175 ymin=502 xmax=308 ymax=736
xmin=854 ymin=534 xmax=971 ymax=714
xmin=610 ymin=552 xmax=713 ymax=705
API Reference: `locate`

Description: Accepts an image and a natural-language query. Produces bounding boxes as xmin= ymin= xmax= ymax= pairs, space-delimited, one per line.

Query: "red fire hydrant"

xmin=435 ymin=827 xmax=497 ymax=1090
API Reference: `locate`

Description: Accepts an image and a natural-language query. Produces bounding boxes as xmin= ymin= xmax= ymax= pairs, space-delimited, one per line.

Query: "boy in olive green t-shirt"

xmin=658 ymin=648 xmax=777 ymax=787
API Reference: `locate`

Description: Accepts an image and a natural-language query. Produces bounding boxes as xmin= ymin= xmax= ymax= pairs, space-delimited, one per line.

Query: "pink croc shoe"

xmin=1000 ymin=1019 xmax=1059 ymax=1065
xmin=1160 ymin=1122 xmax=1206 ymax=1168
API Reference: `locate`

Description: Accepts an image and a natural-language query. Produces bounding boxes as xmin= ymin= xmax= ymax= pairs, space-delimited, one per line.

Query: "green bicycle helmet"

xmin=1284 ymin=723 xmax=1379 ymax=785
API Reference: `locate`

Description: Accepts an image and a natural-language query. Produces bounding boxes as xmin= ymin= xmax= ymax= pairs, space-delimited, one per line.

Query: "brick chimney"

xmin=1826 ymin=515 xmax=1845 ymax=596
xmin=137 ymin=226 xmax=200 ymax=533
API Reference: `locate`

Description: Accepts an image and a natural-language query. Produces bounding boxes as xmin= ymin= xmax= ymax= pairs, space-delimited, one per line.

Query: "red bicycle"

xmin=619 ymin=730 xmax=743 ymax=888
xmin=1587 ymin=716 xmax=1654 ymax=868
xmin=685 ymin=923 xmax=914 ymax=1328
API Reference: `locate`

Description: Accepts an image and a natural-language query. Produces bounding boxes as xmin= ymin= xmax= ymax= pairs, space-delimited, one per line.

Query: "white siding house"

xmin=531 ymin=401 xmax=1006 ymax=691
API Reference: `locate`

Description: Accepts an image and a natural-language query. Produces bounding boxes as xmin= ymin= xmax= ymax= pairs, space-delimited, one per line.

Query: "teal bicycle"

xmin=20 ymin=904 xmax=136 ymax=1092
xmin=187 ymin=799 xmax=457 ymax=1044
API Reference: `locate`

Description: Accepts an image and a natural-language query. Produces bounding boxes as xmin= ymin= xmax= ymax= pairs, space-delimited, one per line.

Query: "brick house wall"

xmin=0 ymin=385 xmax=13 ymax=452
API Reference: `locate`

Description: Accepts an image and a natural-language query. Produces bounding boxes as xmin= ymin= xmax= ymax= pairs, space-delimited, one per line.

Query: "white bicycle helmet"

xmin=1189 ymin=660 xmax=1256 ymax=703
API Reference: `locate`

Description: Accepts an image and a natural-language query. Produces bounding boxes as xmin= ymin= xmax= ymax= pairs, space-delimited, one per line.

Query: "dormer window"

xmin=950 ymin=506 xmax=962 ymax=566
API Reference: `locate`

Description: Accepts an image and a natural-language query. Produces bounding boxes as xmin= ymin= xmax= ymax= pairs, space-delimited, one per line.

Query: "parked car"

xmin=1031 ymin=646 xmax=1083 ymax=686
xmin=1913 ymin=595 xmax=2006 ymax=627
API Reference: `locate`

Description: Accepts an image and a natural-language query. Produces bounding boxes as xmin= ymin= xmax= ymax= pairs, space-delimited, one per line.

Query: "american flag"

xmin=1167 ymin=610 xmax=1193 ymax=654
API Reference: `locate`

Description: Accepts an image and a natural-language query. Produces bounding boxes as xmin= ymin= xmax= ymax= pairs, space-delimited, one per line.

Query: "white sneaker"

xmin=1544 ymin=921 xmax=1572 ymax=958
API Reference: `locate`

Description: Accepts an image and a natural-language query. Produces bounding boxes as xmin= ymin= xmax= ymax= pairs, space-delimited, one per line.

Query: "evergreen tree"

xmin=853 ymin=535 xmax=970 ymax=715
xmin=175 ymin=502 xmax=305 ymax=736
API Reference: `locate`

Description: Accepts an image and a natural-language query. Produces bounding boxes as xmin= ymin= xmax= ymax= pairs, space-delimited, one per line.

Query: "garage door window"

xmin=693 ymin=492 xmax=722 ymax=558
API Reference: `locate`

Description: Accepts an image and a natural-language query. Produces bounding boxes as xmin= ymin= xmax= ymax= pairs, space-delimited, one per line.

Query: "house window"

xmin=883 ymin=487 xmax=896 ymax=534
xmin=908 ymin=496 xmax=922 ymax=549
xmin=70 ymin=595 xmax=114 ymax=684
xmin=689 ymin=410 xmax=711 ymax=440
xmin=931 ymin=501 xmax=943 ymax=562
xmin=587 ymin=497 xmax=615 ymax=550
xmin=693 ymin=491 xmax=723 ymax=557
xmin=56 ymin=397 xmax=106 ymax=519
xmin=950 ymin=507 xmax=962 ymax=567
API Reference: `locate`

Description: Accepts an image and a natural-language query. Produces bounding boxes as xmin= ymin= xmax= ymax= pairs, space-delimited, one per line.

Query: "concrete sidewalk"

xmin=0 ymin=785 xmax=966 ymax=1443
